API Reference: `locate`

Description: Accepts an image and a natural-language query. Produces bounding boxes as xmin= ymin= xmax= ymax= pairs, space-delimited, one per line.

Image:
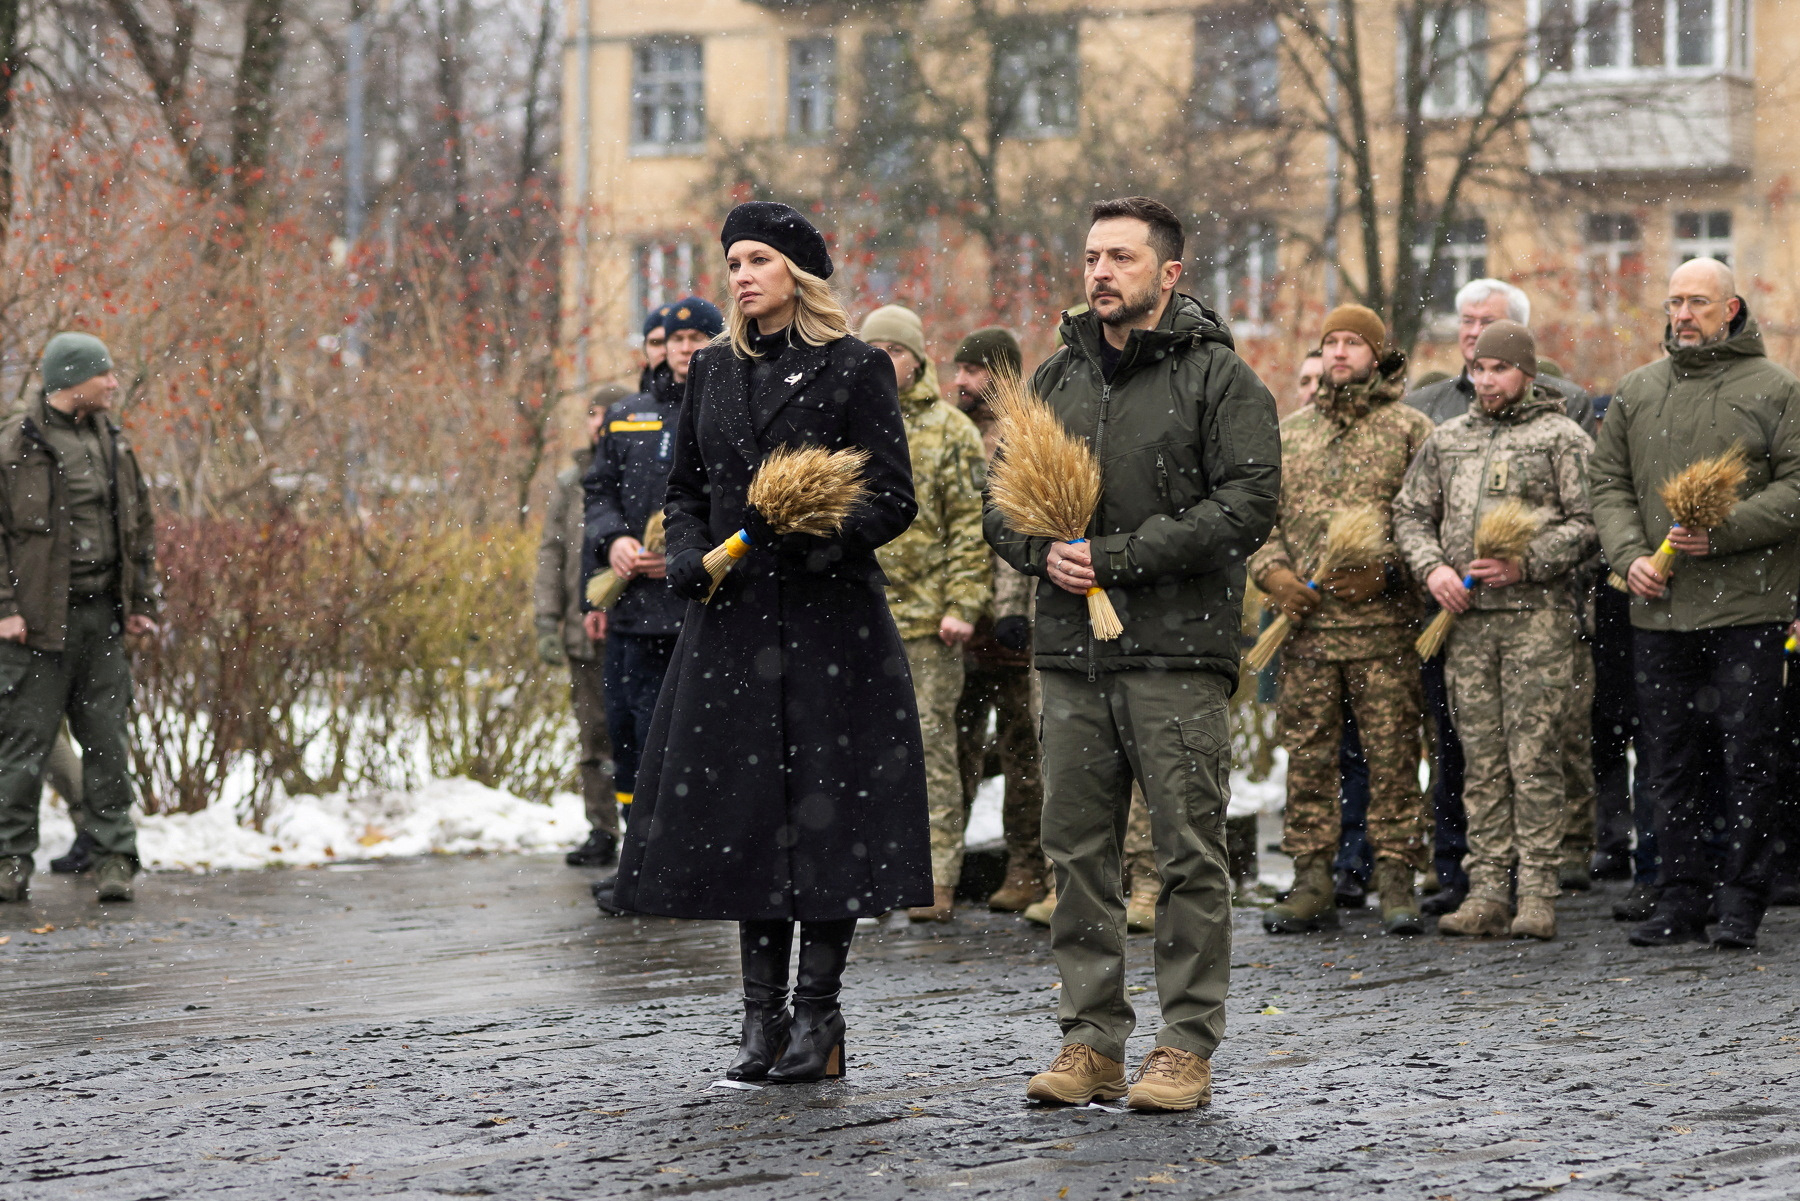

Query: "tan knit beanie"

xmin=1320 ymin=304 xmax=1387 ymax=357
xmin=1471 ymin=320 xmax=1538 ymax=376
xmin=858 ymin=304 xmax=927 ymax=365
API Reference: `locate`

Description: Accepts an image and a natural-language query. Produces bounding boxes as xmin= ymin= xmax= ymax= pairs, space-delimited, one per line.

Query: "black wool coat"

xmin=612 ymin=332 xmax=934 ymax=922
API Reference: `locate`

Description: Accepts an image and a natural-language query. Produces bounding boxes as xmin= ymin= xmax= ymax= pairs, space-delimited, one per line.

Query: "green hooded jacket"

xmin=1588 ymin=306 xmax=1800 ymax=631
xmin=982 ymin=293 xmax=1282 ymax=683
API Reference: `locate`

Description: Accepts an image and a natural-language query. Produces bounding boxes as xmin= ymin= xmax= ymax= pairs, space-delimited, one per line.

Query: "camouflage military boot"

xmin=1436 ymin=895 xmax=1511 ymax=937
xmin=987 ymin=864 xmax=1047 ymax=913
xmin=1511 ymin=896 xmax=1556 ymax=940
xmin=95 ymin=854 xmax=135 ymax=903
xmin=1374 ymin=859 xmax=1424 ymax=936
xmin=1126 ymin=878 xmax=1159 ymax=933
xmin=0 ymin=855 xmax=30 ymax=903
xmin=1262 ymin=852 xmax=1338 ymax=934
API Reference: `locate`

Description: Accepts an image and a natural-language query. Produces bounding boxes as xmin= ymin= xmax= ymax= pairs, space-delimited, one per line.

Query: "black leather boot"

xmin=767 ymin=919 xmax=854 ymax=1083
xmin=1628 ymin=886 xmax=1708 ymax=947
xmin=729 ymin=921 xmax=792 ymax=1081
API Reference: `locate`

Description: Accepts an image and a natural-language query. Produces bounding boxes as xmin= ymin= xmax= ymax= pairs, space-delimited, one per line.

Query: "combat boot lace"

xmin=1435 ymin=895 xmax=1510 ymax=937
xmin=1262 ymin=852 xmax=1338 ymax=934
xmin=0 ymin=855 xmax=30 ymax=903
xmin=1374 ymin=859 xmax=1423 ymax=936
xmin=94 ymin=854 xmax=134 ymax=903
xmin=1511 ymin=896 xmax=1557 ymax=940
xmin=1125 ymin=1046 xmax=1212 ymax=1112
xmin=987 ymin=864 xmax=1046 ymax=913
xmin=1025 ymin=1043 xmax=1127 ymax=1105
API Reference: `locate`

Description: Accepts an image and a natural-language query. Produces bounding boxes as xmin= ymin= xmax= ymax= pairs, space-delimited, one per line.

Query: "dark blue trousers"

xmin=603 ymin=632 xmax=678 ymax=798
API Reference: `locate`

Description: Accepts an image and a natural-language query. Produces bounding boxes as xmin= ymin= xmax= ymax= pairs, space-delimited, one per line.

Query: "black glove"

xmin=740 ymin=504 xmax=779 ymax=552
xmin=667 ymin=548 xmax=712 ymax=601
xmin=993 ymin=615 xmax=1030 ymax=652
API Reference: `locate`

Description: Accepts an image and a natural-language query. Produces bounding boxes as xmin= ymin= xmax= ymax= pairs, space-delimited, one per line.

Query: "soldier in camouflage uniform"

xmin=1250 ymin=305 xmax=1434 ymax=936
xmin=861 ymin=306 xmax=992 ymax=923
xmin=1393 ymin=321 xmax=1597 ymax=941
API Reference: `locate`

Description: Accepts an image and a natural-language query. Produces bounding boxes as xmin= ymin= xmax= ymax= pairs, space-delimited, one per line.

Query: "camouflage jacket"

xmin=1393 ymin=385 xmax=1597 ymax=612
xmin=1247 ymin=353 xmax=1434 ymax=659
xmin=878 ymin=376 xmax=992 ymax=641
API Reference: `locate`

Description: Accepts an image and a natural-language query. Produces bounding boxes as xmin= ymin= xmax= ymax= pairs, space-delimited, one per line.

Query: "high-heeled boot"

xmin=767 ymin=918 xmax=854 ymax=1082
xmin=728 ymin=920 xmax=792 ymax=1081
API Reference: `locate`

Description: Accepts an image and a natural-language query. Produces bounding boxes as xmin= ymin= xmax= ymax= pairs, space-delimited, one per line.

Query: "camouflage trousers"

xmin=906 ymin=636 xmax=968 ymax=888
xmin=956 ymin=662 xmax=1045 ymax=879
xmin=1558 ymin=644 xmax=1597 ymax=870
xmin=1126 ymin=785 xmax=1160 ymax=896
xmin=1445 ymin=608 xmax=1577 ymax=901
xmin=1278 ymin=651 xmax=1428 ymax=870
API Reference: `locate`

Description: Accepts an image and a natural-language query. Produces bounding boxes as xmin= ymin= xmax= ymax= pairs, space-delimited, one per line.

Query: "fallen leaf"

xmin=1669 ymin=1126 xmax=1692 ymax=1134
xmin=801 ymin=1171 xmax=820 ymax=1176
xmin=1138 ymin=1174 xmax=1177 ymax=1184
xmin=1260 ymin=1005 xmax=1283 ymax=1015
xmin=0 ymin=936 xmax=9 ymax=945
xmin=30 ymin=925 xmax=53 ymax=934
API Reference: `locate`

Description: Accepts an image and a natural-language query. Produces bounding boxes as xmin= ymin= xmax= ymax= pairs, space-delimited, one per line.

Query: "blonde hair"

xmin=724 ymin=253 xmax=851 ymax=358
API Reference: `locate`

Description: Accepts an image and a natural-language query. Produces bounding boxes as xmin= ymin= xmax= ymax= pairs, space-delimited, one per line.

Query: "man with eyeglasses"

xmin=1589 ymin=257 xmax=1800 ymax=950
xmin=1404 ymin=280 xmax=1594 ymax=434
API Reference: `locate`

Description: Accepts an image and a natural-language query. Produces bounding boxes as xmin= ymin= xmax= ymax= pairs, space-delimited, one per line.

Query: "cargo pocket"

xmin=1174 ymin=700 xmax=1229 ymax=831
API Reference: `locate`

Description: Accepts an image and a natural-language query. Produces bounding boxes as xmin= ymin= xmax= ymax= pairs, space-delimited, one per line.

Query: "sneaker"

xmin=0 ymin=855 xmax=29 ymax=903
xmin=1025 ymin=1043 xmax=1127 ymax=1105
xmin=565 ymin=830 xmax=618 ymax=868
xmin=1125 ymin=1046 xmax=1212 ymax=1112
xmin=50 ymin=831 xmax=98 ymax=874
xmin=1021 ymin=889 xmax=1057 ymax=927
xmin=95 ymin=854 xmax=134 ymax=903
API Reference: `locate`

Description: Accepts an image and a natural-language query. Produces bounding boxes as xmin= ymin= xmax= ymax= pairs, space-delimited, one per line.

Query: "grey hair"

xmin=1454 ymin=278 xmax=1530 ymax=325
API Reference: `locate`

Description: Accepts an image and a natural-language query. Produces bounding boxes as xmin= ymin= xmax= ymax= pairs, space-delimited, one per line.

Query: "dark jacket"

xmin=1406 ymin=368 xmax=1597 ymax=434
xmin=1588 ymin=306 xmax=1800 ymax=631
xmin=982 ymin=294 xmax=1281 ymax=685
xmin=534 ymin=447 xmax=599 ymax=660
xmin=0 ymin=395 xmax=157 ymax=652
xmin=612 ymin=331 xmax=932 ymax=922
xmin=581 ymin=369 xmax=685 ymax=637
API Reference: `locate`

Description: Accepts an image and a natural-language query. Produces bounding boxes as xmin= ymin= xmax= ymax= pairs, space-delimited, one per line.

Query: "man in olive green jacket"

xmin=1589 ymin=258 xmax=1800 ymax=950
xmin=0 ymin=334 xmax=159 ymax=904
xmin=987 ymin=197 xmax=1280 ymax=1113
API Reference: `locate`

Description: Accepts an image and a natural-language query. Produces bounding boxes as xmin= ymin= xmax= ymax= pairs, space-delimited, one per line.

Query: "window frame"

xmin=1530 ymin=0 xmax=1750 ymax=80
xmin=630 ymin=37 xmax=706 ymax=157
xmin=1413 ymin=215 xmax=1490 ymax=319
xmin=1195 ymin=225 xmax=1281 ymax=334
xmin=631 ymin=240 xmax=699 ymax=331
xmin=1580 ymin=211 xmax=1644 ymax=313
xmin=786 ymin=36 xmax=837 ymax=143
xmin=993 ymin=23 xmax=1081 ymax=140
xmin=1670 ymin=209 xmax=1733 ymax=269
xmin=1413 ymin=3 xmax=1489 ymax=120
xmin=1192 ymin=7 xmax=1280 ymax=129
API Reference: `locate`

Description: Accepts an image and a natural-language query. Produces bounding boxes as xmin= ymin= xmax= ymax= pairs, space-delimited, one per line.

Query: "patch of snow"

xmin=965 ymin=776 xmax=1006 ymax=845
xmin=32 ymin=781 xmax=587 ymax=874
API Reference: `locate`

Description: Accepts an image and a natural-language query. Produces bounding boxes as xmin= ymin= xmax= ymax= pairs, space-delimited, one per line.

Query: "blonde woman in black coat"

xmin=613 ymin=202 xmax=932 ymax=1082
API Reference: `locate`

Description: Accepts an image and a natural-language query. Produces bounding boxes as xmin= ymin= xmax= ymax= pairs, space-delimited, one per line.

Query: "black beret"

xmin=720 ymin=201 xmax=834 ymax=280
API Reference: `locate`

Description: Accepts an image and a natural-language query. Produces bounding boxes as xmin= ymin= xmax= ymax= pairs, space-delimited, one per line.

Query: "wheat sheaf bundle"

xmin=1606 ymin=445 xmax=1749 ymax=592
xmin=585 ymin=510 xmax=670 ymax=611
xmin=1416 ymin=498 xmax=1539 ymax=660
xmin=1244 ymin=505 xmax=1388 ymax=673
xmin=986 ymin=367 xmax=1123 ymax=640
xmin=700 ymin=444 xmax=871 ymax=600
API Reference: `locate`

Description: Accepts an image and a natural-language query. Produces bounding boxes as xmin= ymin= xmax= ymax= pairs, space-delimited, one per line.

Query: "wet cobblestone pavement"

xmin=2 ymin=855 xmax=1797 ymax=1200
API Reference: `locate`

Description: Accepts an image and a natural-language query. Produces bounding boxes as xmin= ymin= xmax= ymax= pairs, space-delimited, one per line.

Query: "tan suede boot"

xmin=987 ymin=864 xmax=1047 ymax=913
xmin=1025 ymin=1043 xmax=1127 ymax=1105
xmin=1511 ymin=896 xmax=1557 ymax=940
xmin=1261 ymin=852 xmax=1338 ymax=933
xmin=1022 ymin=888 xmax=1057 ymax=927
xmin=908 ymin=885 xmax=955 ymax=923
xmin=1125 ymin=1046 xmax=1212 ymax=1112
xmin=1126 ymin=879 xmax=1159 ymax=933
xmin=1436 ymin=895 xmax=1511 ymax=936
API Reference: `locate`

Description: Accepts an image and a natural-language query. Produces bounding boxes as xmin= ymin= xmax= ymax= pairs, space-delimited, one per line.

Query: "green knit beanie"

xmin=953 ymin=326 xmax=1023 ymax=374
xmin=41 ymin=333 xmax=114 ymax=393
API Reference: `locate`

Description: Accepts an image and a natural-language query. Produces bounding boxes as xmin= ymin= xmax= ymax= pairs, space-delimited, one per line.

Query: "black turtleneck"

xmin=745 ymin=324 xmax=794 ymax=427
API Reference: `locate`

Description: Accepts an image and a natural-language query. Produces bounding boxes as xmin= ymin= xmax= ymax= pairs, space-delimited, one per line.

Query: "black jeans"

xmin=602 ymin=633 xmax=678 ymax=797
xmin=1421 ymin=656 xmax=1468 ymax=891
xmin=1633 ymin=624 xmax=1787 ymax=919
xmin=1590 ymin=585 xmax=1655 ymax=880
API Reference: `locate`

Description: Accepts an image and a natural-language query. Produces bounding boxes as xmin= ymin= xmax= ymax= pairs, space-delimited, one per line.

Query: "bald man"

xmin=1589 ymin=257 xmax=1800 ymax=950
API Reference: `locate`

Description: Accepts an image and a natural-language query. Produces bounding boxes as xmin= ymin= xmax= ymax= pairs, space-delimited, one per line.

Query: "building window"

xmin=1194 ymin=9 xmax=1279 ymax=128
xmin=1672 ymin=209 xmax=1731 ymax=266
xmin=788 ymin=37 xmax=836 ymax=142
xmin=632 ymin=38 xmax=704 ymax=153
xmin=993 ymin=24 xmax=1079 ymax=139
xmin=1197 ymin=227 xmax=1280 ymax=329
xmin=1536 ymin=0 xmax=1744 ymax=75
xmin=1411 ymin=3 xmax=1488 ymax=118
xmin=1414 ymin=216 xmax=1488 ymax=315
xmin=860 ymin=32 xmax=916 ymax=184
xmin=1582 ymin=212 xmax=1643 ymax=311
xmin=633 ymin=240 xmax=697 ymax=321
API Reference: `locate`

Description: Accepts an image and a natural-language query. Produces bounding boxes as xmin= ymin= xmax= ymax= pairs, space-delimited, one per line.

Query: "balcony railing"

xmin=1529 ymin=73 xmax=1753 ymax=177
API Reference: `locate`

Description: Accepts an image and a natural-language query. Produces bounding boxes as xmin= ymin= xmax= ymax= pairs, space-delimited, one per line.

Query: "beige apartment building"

xmin=562 ymin=0 xmax=1799 ymax=397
